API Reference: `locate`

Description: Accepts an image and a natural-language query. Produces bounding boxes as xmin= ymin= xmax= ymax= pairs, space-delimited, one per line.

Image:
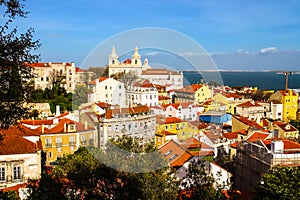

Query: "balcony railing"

xmin=56 ymin=142 xmax=62 ymax=147
xmin=45 ymin=143 xmax=52 ymax=148
xmin=69 ymin=141 xmax=76 ymax=146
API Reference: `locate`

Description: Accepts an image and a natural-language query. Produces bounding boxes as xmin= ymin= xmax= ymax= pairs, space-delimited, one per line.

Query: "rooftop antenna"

xmin=284 ymin=71 xmax=293 ymax=91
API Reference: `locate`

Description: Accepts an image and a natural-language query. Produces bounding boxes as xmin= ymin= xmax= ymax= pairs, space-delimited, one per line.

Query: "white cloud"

xmin=260 ymin=47 xmax=278 ymax=54
xmin=145 ymin=51 xmax=160 ymax=56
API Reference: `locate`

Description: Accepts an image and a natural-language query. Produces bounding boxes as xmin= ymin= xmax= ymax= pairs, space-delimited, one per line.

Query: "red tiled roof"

xmin=273 ymin=122 xmax=298 ymax=132
xmin=165 ymin=117 xmax=182 ymax=124
xmin=246 ymin=132 xmax=270 ymax=142
xmin=234 ymin=116 xmax=264 ymax=131
xmin=45 ymin=118 xmax=94 ymax=134
xmin=123 ymin=59 xmax=131 ymax=64
xmin=76 ymin=67 xmax=85 ymax=72
xmin=88 ymin=77 xmax=108 ymax=85
xmin=189 ymin=150 xmax=214 ymax=157
xmin=0 ymin=124 xmax=40 ymax=136
xmin=262 ymin=139 xmax=300 ymax=151
xmin=230 ymin=142 xmax=238 ymax=148
xmin=159 ymin=140 xmax=193 ymax=167
xmin=96 ymin=101 xmax=111 ymax=108
xmin=21 ymin=119 xmax=54 ymax=126
xmin=223 ymin=132 xmax=238 ymax=140
xmin=0 ymin=135 xmax=41 ymax=155
xmin=236 ymin=101 xmax=262 ymax=107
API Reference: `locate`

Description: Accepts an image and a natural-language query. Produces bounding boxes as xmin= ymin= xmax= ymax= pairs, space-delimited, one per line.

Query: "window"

xmin=170 ymin=125 xmax=173 ymax=130
xmin=46 ymin=77 xmax=49 ymax=81
xmin=41 ymin=77 xmax=44 ymax=81
xmin=0 ymin=167 xmax=5 ymax=182
xmin=165 ymin=126 xmax=168 ymax=130
xmin=81 ymin=135 xmax=86 ymax=144
xmin=13 ymin=166 xmax=21 ymax=180
xmin=46 ymin=138 xmax=52 ymax=148
xmin=105 ymin=85 xmax=107 ymax=90
xmin=56 ymin=137 xmax=62 ymax=147
xmin=69 ymin=136 xmax=75 ymax=146
xmin=164 ymin=150 xmax=172 ymax=157
xmin=169 ymin=154 xmax=178 ymax=161
xmin=119 ymin=85 xmax=122 ymax=89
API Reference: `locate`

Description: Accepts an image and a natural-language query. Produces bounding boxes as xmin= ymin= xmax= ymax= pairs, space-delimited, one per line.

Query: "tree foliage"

xmin=179 ymin=159 xmax=226 ymax=200
xmin=254 ymin=166 xmax=300 ymax=200
xmin=0 ymin=0 xmax=40 ymax=128
xmin=0 ymin=190 xmax=18 ymax=200
xmin=28 ymin=136 xmax=178 ymax=199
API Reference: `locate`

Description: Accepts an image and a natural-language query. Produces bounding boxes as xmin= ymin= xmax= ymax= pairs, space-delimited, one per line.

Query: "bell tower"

xmin=109 ymin=46 xmax=119 ymax=66
xmin=131 ymin=46 xmax=142 ymax=66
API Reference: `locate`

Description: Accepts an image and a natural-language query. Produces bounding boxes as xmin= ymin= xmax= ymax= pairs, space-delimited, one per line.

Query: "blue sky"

xmin=13 ymin=0 xmax=300 ymax=70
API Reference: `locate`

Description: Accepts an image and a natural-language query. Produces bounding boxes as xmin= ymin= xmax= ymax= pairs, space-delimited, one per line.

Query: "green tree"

xmin=72 ymin=85 xmax=89 ymax=110
xmin=0 ymin=0 xmax=40 ymax=128
xmin=0 ymin=190 xmax=18 ymax=200
xmin=179 ymin=159 xmax=226 ymax=200
xmin=254 ymin=166 xmax=300 ymax=200
xmin=29 ymin=136 xmax=178 ymax=199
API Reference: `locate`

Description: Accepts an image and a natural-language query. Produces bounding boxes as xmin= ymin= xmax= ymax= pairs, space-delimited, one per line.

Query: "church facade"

xmin=108 ymin=46 xmax=151 ymax=77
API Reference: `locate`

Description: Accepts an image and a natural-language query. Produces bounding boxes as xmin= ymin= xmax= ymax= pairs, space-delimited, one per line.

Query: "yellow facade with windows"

xmin=270 ymin=90 xmax=298 ymax=121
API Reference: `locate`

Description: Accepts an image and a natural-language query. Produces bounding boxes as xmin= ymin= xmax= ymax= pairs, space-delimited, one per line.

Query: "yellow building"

xmin=156 ymin=116 xmax=198 ymax=144
xmin=29 ymin=118 xmax=96 ymax=165
xmin=174 ymin=84 xmax=211 ymax=104
xmin=270 ymin=90 xmax=298 ymax=121
xmin=212 ymin=92 xmax=244 ymax=114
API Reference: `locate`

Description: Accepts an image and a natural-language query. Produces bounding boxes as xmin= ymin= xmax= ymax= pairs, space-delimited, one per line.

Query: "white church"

xmin=108 ymin=46 xmax=151 ymax=77
xmin=108 ymin=46 xmax=183 ymax=89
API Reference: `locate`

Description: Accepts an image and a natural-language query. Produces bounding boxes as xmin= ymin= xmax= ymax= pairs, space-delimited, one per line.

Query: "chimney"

xmin=55 ymin=105 xmax=60 ymax=117
xmin=85 ymin=121 xmax=88 ymax=130
xmin=64 ymin=123 xmax=67 ymax=132
xmin=41 ymin=124 xmax=44 ymax=134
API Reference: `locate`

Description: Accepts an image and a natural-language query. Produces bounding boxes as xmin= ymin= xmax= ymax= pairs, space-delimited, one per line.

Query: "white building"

xmin=88 ymin=77 xmax=126 ymax=107
xmin=125 ymin=81 xmax=158 ymax=107
xmin=270 ymin=100 xmax=283 ymax=120
xmin=141 ymin=68 xmax=183 ymax=89
xmin=108 ymin=46 xmax=151 ymax=77
xmin=30 ymin=62 xmax=76 ymax=93
xmin=162 ymin=102 xmax=200 ymax=121
xmin=98 ymin=106 xmax=156 ymax=147
xmin=0 ymin=126 xmax=42 ymax=190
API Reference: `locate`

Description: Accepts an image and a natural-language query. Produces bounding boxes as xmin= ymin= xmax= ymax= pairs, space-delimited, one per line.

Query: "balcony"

xmin=69 ymin=141 xmax=76 ymax=146
xmin=45 ymin=143 xmax=52 ymax=148
xmin=56 ymin=142 xmax=62 ymax=148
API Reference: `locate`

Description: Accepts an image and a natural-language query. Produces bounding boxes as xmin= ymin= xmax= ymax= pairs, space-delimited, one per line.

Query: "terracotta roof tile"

xmin=76 ymin=67 xmax=85 ymax=72
xmin=222 ymin=132 xmax=238 ymax=140
xmin=0 ymin=124 xmax=40 ymax=136
xmin=246 ymin=132 xmax=270 ymax=142
xmin=234 ymin=116 xmax=264 ymax=131
xmin=273 ymin=122 xmax=298 ymax=132
xmin=0 ymin=135 xmax=41 ymax=155
xmin=159 ymin=140 xmax=193 ymax=167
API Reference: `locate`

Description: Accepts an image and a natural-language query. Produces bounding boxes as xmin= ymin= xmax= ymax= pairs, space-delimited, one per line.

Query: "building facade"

xmin=88 ymin=77 xmax=126 ymax=107
xmin=98 ymin=106 xmax=156 ymax=147
xmin=30 ymin=62 xmax=76 ymax=93
xmin=270 ymin=90 xmax=298 ymax=121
